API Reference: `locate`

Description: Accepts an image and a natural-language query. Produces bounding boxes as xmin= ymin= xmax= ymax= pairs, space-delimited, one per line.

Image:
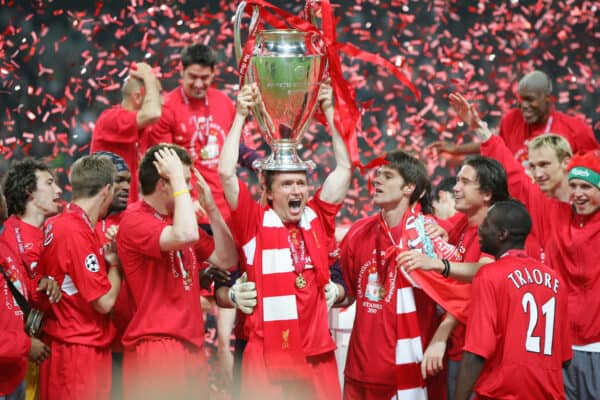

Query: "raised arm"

xmin=156 ymin=148 xmax=200 ymax=251
xmin=319 ymin=83 xmax=353 ymax=204
xmin=218 ymin=84 xmax=258 ymax=210
xmin=194 ymin=168 xmax=238 ymax=269
xmin=130 ymin=62 xmax=162 ymax=129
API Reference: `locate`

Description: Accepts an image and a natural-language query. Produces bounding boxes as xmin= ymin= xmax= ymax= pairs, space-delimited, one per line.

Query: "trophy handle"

xmin=304 ymin=0 xmax=320 ymax=28
xmin=234 ymin=1 xmax=261 ymax=66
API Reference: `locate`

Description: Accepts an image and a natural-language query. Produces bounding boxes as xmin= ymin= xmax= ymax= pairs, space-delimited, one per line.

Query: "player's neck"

xmin=466 ymin=205 xmax=488 ymax=227
xmin=381 ymin=201 xmax=410 ymax=228
xmin=20 ymin=207 xmax=45 ymax=229
xmin=142 ymin=193 xmax=169 ymax=216
xmin=549 ymin=180 xmax=570 ymax=203
xmin=72 ymin=198 xmax=101 ymax=228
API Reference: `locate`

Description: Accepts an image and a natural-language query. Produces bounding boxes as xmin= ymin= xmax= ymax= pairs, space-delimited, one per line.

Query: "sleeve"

xmin=480 ymin=135 xmax=559 ymax=247
xmin=62 ymin=230 xmax=111 ymax=304
xmin=117 ymin=212 xmax=167 ymax=261
xmin=558 ymin=286 xmax=573 ymax=363
xmin=193 ymin=229 xmax=216 ymax=263
xmin=0 ymin=327 xmax=30 ymax=363
xmin=94 ymin=108 xmax=139 ymax=144
xmin=312 ymin=188 xmax=342 ymax=239
xmin=463 ymin=270 xmax=498 ymax=359
xmin=229 ymin=179 xmax=262 ymax=246
xmin=570 ymin=117 xmax=599 ymax=154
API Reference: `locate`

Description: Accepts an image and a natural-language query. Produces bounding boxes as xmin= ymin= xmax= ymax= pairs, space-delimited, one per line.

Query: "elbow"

xmin=93 ymin=295 xmax=116 ymax=315
xmin=174 ymin=229 xmax=200 ymax=245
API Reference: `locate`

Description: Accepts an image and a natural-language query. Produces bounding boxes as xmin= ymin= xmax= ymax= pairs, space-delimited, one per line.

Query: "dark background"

xmin=1 ymin=0 xmax=598 ymax=223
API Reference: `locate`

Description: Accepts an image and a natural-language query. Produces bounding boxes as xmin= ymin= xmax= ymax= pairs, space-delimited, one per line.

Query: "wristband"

xmin=441 ymin=259 xmax=451 ymax=278
xmin=228 ymin=288 xmax=237 ymax=305
xmin=172 ymin=189 xmax=190 ymax=199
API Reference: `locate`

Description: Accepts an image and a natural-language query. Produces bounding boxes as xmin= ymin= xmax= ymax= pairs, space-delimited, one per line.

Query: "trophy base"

xmin=252 ymin=141 xmax=315 ymax=172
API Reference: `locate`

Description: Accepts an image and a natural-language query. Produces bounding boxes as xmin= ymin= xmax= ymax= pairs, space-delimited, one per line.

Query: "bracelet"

xmin=172 ymin=189 xmax=190 ymax=199
xmin=228 ymin=288 xmax=237 ymax=305
xmin=441 ymin=259 xmax=451 ymax=278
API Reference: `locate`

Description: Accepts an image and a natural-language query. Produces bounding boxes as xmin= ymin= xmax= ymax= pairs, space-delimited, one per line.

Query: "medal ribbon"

xmin=287 ymin=227 xmax=306 ymax=276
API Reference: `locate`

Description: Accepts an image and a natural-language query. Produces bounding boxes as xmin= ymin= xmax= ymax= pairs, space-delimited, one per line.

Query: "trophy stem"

xmin=253 ymin=140 xmax=315 ymax=172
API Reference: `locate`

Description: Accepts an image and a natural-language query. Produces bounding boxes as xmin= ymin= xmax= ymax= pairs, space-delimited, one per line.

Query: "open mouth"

xmin=289 ymin=199 xmax=302 ymax=213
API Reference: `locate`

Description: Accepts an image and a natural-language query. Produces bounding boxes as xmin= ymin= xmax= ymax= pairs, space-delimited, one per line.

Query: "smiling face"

xmin=31 ymin=170 xmax=63 ymax=217
xmin=528 ymin=146 xmax=569 ymax=195
xmin=518 ymin=88 xmax=551 ymax=125
xmin=569 ymin=179 xmax=600 ymax=216
xmin=182 ymin=64 xmax=215 ymax=100
xmin=454 ymin=165 xmax=490 ymax=215
xmin=266 ymin=172 xmax=309 ymax=224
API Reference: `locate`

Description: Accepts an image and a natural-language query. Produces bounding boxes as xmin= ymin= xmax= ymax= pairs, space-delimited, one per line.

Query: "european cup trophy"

xmin=234 ymin=1 xmax=327 ymax=171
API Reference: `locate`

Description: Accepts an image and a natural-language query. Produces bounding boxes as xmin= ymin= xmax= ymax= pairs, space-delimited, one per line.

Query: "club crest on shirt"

xmin=85 ymin=253 xmax=100 ymax=273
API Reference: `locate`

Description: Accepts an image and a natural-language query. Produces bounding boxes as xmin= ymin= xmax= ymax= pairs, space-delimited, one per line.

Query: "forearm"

xmin=455 ymin=351 xmax=485 ymax=400
xmin=453 ymin=142 xmax=481 ymax=155
xmin=427 ymin=258 xmax=482 ymax=282
xmin=206 ymin=206 xmax=238 ymax=269
xmin=137 ymin=76 xmax=162 ymax=128
xmin=218 ymin=113 xmax=245 ymax=209
xmin=171 ymin=176 xmax=199 ymax=243
xmin=320 ymin=109 xmax=352 ymax=204
xmin=215 ymin=286 xmax=235 ymax=308
xmin=93 ymin=266 xmax=122 ymax=314
xmin=431 ymin=313 xmax=459 ymax=344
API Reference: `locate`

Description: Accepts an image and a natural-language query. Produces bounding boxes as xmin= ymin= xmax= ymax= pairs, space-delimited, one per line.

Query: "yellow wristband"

xmin=172 ymin=189 xmax=190 ymax=198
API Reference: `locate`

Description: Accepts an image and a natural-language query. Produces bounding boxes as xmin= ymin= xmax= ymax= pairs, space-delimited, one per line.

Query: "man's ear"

xmin=498 ymin=228 xmax=510 ymax=243
xmin=403 ymin=183 xmax=416 ymax=198
xmin=561 ymin=156 xmax=571 ymax=171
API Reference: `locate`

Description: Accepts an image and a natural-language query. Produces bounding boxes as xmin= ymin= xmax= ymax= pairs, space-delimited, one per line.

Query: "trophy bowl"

xmin=234 ymin=4 xmax=327 ymax=171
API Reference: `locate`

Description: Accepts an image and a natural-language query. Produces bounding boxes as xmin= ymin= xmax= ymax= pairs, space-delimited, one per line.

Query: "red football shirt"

xmin=446 ymin=215 xmax=493 ymax=361
xmin=465 ymin=250 xmax=571 ymax=399
xmin=96 ymin=213 xmax=134 ymax=352
xmin=1 ymin=216 xmax=44 ymax=279
xmin=91 ymin=104 xmax=144 ymax=203
xmin=39 ymin=204 xmax=115 ymax=347
xmin=0 ymin=241 xmax=31 ymax=395
xmin=146 ymin=87 xmax=236 ymax=222
xmin=340 ymin=215 xmax=440 ymax=387
xmin=230 ymin=180 xmax=338 ymax=356
xmin=499 ymin=108 xmax=598 ymax=166
xmin=117 ymin=200 xmax=215 ymax=349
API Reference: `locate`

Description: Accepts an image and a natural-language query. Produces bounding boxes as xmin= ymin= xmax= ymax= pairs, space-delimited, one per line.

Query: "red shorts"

xmin=241 ymin=337 xmax=341 ymax=400
xmin=343 ymin=378 xmax=396 ymax=400
xmin=39 ymin=340 xmax=111 ymax=400
xmin=123 ymin=337 xmax=208 ymax=400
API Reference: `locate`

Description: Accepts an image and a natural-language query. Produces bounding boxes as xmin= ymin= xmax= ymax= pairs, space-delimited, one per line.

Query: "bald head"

xmin=518 ymin=70 xmax=552 ymax=95
xmin=517 ymin=71 xmax=552 ymax=125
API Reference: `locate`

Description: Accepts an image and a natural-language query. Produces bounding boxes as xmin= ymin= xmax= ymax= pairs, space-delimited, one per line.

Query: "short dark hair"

xmin=139 ymin=144 xmax=192 ymax=195
xmin=181 ymin=43 xmax=216 ymax=70
xmin=70 ymin=156 xmax=116 ymax=199
xmin=487 ymin=200 xmax=532 ymax=244
xmin=464 ymin=156 xmax=509 ymax=205
xmin=433 ymin=176 xmax=457 ymax=201
xmin=2 ymin=158 xmax=53 ymax=216
xmin=385 ymin=150 xmax=432 ymax=214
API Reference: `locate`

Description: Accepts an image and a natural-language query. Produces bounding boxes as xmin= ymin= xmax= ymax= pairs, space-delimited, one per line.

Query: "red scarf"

xmin=379 ymin=204 xmax=470 ymax=397
xmin=244 ymin=206 xmax=330 ymax=381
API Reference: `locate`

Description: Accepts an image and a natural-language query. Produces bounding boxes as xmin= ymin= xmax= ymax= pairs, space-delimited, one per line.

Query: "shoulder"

xmin=344 ymin=215 xmax=378 ymax=243
xmin=501 ymin=108 xmax=523 ymax=124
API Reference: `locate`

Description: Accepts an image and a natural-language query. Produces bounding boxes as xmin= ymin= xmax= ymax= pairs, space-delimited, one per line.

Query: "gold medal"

xmin=295 ymin=274 xmax=307 ymax=289
xmin=379 ymin=286 xmax=386 ymax=299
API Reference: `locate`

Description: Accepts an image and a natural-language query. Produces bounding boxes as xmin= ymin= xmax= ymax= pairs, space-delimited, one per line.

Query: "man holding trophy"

xmin=218 ymin=72 xmax=351 ymax=399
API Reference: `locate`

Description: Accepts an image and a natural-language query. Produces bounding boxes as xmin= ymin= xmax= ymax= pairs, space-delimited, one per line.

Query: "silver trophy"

xmin=234 ymin=2 xmax=326 ymax=171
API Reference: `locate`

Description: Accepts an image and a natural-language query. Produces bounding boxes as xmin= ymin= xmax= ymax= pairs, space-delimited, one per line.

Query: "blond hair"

xmin=528 ymin=134 xmax=572 ymax=163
